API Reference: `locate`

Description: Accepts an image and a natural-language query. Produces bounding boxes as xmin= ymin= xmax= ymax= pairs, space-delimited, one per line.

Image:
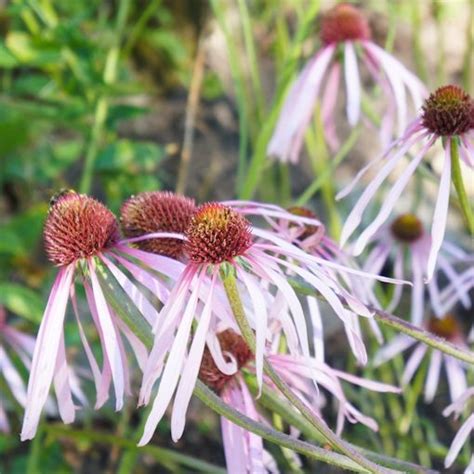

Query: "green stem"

xmin=219 ymin=267 xmax=393 ymax=474
xmin=288 ymin=278 xmax=474 ymax=366
xmin=44 ymin=424 xmax=225 ymax=473
xmin=97 ymin=264 xmax=371 ymax=472
xmin=79 ymin=0 xmax=130 ymax=194
xmin=450 ymin=138 xmax=474 ymax=234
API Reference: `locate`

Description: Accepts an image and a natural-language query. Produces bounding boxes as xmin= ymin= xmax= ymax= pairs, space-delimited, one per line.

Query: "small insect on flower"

xmin=361 ymin=213 xmax=472 ymax=325
xmin=267 ymin=3 xmax=426 ymax=162
xmin=339 ymin=85 xmax=474 ymax=281
xmin=21 ymin=191 xmax=184 ymax=440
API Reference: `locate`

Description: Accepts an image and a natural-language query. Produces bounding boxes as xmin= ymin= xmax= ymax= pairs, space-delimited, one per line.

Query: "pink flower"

xmin=443 ymin=387 xmax=474 ymax=472
xmin=21 ymin=191 xmax=182 ymax=440
xmin=198 ymin=329 xmax=400 ymax=473
xmin=138 ymin=202 xmax=400 ymax=445
xmin=339 ymin=85 xmax=474 ymax=280
xmin=361 ymin=213 xmax=472 ymax=325
xmin=0 ymin=307 xmax=86 ymax=433
xmin=373 ymin=312 xmax=470 ymax=404
xmin=267 ymin=3 xmax=426 ymax=161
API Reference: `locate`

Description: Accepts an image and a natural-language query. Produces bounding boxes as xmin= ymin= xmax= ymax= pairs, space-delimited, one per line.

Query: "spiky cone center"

xmin=422 ymin=85 xmax=474 ymax=136
xmin=120 ymin=191 xmax=196 ymax=259
xmin=198 ymin=330 xmax=252 ymax=393
xmin=184 ymin=203 xmax=253 ymax=264
xmin=427 ymin=314 xmax=462 ymax=341
xmin=287 ymin=206 xmax=325 ymax=247
xmin=390 ymin=214 xmax=424 ymax=243
xmin=44 ymin=191 xmax=120 ymax=266
xmin=320 ymin=3 xmax=371 ymax=45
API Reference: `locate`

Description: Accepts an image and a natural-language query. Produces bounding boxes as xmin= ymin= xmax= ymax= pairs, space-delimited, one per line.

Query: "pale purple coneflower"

xmin=373 ymin=312 xmax=469 ymax=404
xmin=339 ymin=85 xmax=474 ymax=280
xmin=21 ymin=191 xmax=182 ymax=440
xmin=0 ymin=307 xmax=86 ymax=433
xmin=267 ymin=3 xmax=426 ymax=161
xmin=197 ymin=328 xmax=400 ymax=473
xmin=137 ymin=202 xmax=402 ymax=445
xmin=361 ymin=213 xmax=472 ymax=325
xmin=442 ymin=387 xmax=474 ymax=473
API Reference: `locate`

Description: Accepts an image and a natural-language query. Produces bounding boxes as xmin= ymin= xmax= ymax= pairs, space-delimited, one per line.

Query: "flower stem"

xmin=289 ymin=278 xmax=474 ymax=366
xmin=219 ymin=267 xmax=392 ymax=474
xmin=450 ymin=138 xmax=474 ymax=235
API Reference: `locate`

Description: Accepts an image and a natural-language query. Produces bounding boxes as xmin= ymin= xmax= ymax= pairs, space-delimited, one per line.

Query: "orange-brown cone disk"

xmin=198 ymin=330 xmax=252 ymax=393
xmin=427 ymin=314 xmax=462 ymax=342
xmin=390 ymin=214 xmax=424 ymax=243
xmin=320 ymin=3 xmax=371 ymax=45
xmin=44 ymin=190 xmax=120 ymax=266
xmin=185 ymin=203 xmax=253 ymax=264
xmin=422 ymin=85 xmax=474 ymax=136
xmin=120 ymin=191 xmax=196 ymax=259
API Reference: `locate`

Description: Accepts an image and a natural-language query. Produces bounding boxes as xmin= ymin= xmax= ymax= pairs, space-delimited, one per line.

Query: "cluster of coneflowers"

xmin=5 ymin=2 xmax=473 ymax=473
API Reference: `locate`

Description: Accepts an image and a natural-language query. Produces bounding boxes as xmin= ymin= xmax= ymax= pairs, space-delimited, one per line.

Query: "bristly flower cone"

xmin=198 ymin=330 xmax=252 ymax=393
xmin=120 ymin=191 xmax=196 ymax=259
xmin=422 ymin=85 xmax=474 ymax=137
xmin=44 ymin=191 xmax=120 ymax=266
xmin=184 ymin=203 xmax=253 ymax=264
xmin=320 ymin=3 xmax=371 ymax=45
xmin=390 ymin=214 xmax=424 ymax=243
xmin=428 ymin=314 xmax=462 ymax=342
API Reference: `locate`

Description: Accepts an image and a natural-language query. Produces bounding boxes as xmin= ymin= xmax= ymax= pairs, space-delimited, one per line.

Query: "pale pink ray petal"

xmin=238 ymin=268 xmax=269 ymax=392
xmin=410 ymin=252 xmax=425 ymax=326
xmin=343 ymin=313 xmax=368 ymax=365
xmin=437 ymin=254 xmax=471 ymax=308
xmin=4 ymin=328 xmax=36 ymax=356
xmin=459 ymin=138 xmax=474 ymax=167
xmin=220 ymin=387 xmax=248 ymax=474
xmin=386 ymin=247 xmax=405 ymax=313
xmin=444 ymin=356 xmax=467 ymax=403
xmin=424 ymin=350 xmax=442 ymax=403
xmin=339 ymin=133 xmax=427 ymax=246
xmin=307 ymin=296 xmax=324 ymax=363
xmin=138 ymin=270 xmax=202 ymax=446
xmin=121 ymin=231 xmax=185 ymax=245
xmin=344 ymin=41 xmax=361 ymax=126
xmin=268 ymin=291 xmax=299 ymax=356
xmin=0 ymin=345 xmax=27 ymax=406
xmin=426 ymin=140 xmax=452 ymax=281
xmin=171 ymin=271 xmax=217 ymax=441
xmin=443 ymin=388 xmax=474 ymax=418
xmin=373 ymin=334 xmax=414 ymax=367
xmin=205 ymin=333 xmax=238 ymax=376
xmin=402 ymin=344 xmax=427 ymax=385
xmin=21 ymin=264 xmax=74 ymax=441
xmin=445 ymin=414 xmax=474 ymax=468
xmin=353 ymin=137 xmax=435 ymax=255
xmin=100 ymin=255 xmax=159 ymax=326
xmin=321 ymin=62 xmax=341 ymax=150
xmin=88 ymin=261 xmax=125 ymax=411
xmin=115 ymin=317 xmax=148 ymax=372
xmin=53 ymin=332 xmax=75 ymax=424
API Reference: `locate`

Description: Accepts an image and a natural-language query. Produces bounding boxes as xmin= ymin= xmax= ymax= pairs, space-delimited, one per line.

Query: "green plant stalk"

xmin=44 ymin=424 xmax=225 ymax=473
xmin=97 ymin=264 xmax=372 ymax=472
xmin=289 ymin=278 xmax=474 ymax=366
xmin=26 ymin=423 xmax=43 ymax=474
xmin=79 ymin=0 xmax=130 ymax=194
xmin=450 ymin=138 xmax=474 ymax=234
xmin=219 ymin=266 xmax=392 ymax=474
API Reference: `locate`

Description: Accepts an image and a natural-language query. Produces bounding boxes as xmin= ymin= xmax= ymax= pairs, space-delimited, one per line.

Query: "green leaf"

xmin=0 ymin=283 xmax=43 ymax=323
xmin=6 ymin=32 xmax=62 ymax=66
xmin=0 ymin=41 xmax=19 ymax=68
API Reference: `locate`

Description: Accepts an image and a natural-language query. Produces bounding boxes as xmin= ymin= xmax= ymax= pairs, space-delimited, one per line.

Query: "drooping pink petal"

xmin=307 ymin=297 xmax=324 ymax=363
xmin=344 ymin=41 xmax=361 ymax=126
xmin=321 ymin=62 xmax=341 ymax=150
xmin=426 ymin=140 xmax=452 ymax=281
xmin=424 ymin=350 xmax=442 ymax=403
xmin=444 ymin=414 xmax=474 ymax=468
xmin=444 ymin=356 xmax=467 ymax=403
xmin=120 ymin=231 xmax=185 ymax=245
xmin=401 ymin=344 xmax=427 ymax=385
xmin=0 ymin=346 xmax=27 ymax=406
xmin=88 ymin=261 xmax=125 ymax=411
xmin=373 ymin=334 xmax=414 ymax=367
xmin=21 ymin=264 xmax=74 ymax=441
xmin=410 ymin=251 xmax=425 ymax=326
xmin=138 ymin=269 xmax=202 ymax=446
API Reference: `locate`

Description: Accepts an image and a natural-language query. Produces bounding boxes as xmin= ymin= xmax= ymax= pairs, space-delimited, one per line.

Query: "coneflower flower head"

xmin=422 ymin=85 xmax=474 ymax=137
xmin=339 ymin=85 xmax=474 ymax=280
xmin=390 ymin=214 xmax=424 ymax=243
xmin=185 ymin=203 xmax=253 ymax=263
xmin=120 ymin=191 xmax=196 ymax=259
xmin=320 ymin=3 xmax=371 ymax=45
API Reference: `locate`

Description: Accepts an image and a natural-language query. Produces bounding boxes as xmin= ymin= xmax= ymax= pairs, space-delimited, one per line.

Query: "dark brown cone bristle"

xmin=120 ymin=191 xmax=196 ymax=259
xmin=198 ymin=329 xmax=252 ymax=393
xmin=421 ymin=85 xmax=474 ymax=136
xmin=427 ymin=314 xmax=460 ymax=341
xmin=44 ymin=191 xmax=120 ymax=266
xmin=390 ymin=214 xmax=424 ymax=243
xmin=184 ymin=203 xmax=253 ymax=264
xmin=320 ymin=4 xmax=371 ymax=45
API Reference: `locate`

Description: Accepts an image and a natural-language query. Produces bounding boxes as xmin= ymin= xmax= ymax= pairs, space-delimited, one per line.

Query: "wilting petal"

xmin=445 ymin=356 xmax=467 ymax=403
xmin=344 ymin=42 xmax=361 ymax=126
xmin=373 ymin=334 xmax=414 ymax=366
xmin=424 ymin=350 xmax=442 ymax=403
xmin=307 ymin=297 xmax=324 ymax=363
xmin=21 ymin=265 xmax=74 ymax=441
xmin=0 ymin=346 xmax=27 ymax=406
xmin=402 ymin=344 xmax=427 ymax=385
xmin=445 ymin=414 xmax=474 ymax=468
